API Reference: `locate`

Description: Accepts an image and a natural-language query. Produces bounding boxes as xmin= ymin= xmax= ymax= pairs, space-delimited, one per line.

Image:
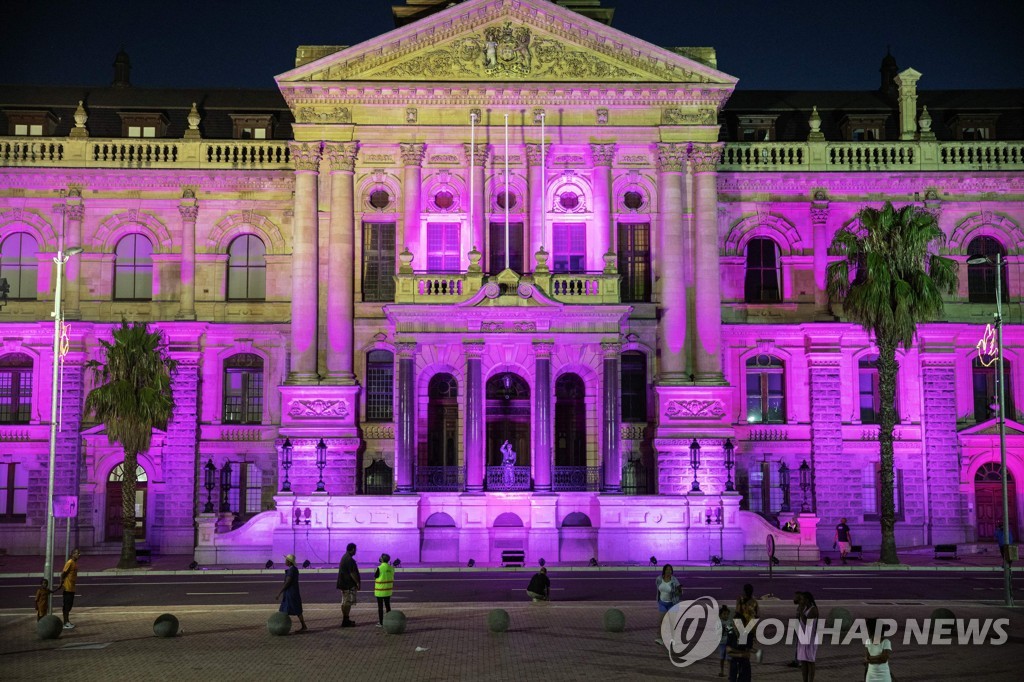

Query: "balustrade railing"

xmin=0 ymin=136 xmax=292 ymax=169
xmin=485 ymin=465 xmax=531 ymax=491
xmin=0 ymin=139 xmax=64 ymax=164
xmin=417 ymin=275 xmax=465 ymax=297
xmin=414 ymin=465 xmax=465 ymax=492
xmin=550 ymin=273 xmax=603 ymax=298
xmin=552 ymin=465 xmax=603 ymax=492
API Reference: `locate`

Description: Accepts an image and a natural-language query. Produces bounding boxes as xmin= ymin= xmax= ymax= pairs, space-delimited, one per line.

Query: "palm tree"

xmin=826 ymin=202 xmax=958 ymax=564
xmin=85 ymin=321 xmax=176 ymax=568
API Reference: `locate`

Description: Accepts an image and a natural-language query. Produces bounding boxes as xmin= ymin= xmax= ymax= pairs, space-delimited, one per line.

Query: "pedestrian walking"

xmin=834 ymin=518 xmax=853 ymax=564
xmin=374 ymin=553 xmax=395 ymax=628
xmin=796 ymin=591 xmax=818 ymax=682
xmin=864 ymin=617 xmax=893 ymax=682
xmin=654 ymin=563 xmax=682 ymax=645
xmin=34 ymin=578 xmax=55 ymax=621
xmin=995 ymin=521 xmax=1014 ymax=566
xmin=336 ymin=542 xmax=360 ymax=627
xmin=526 ymin=566 xmax=550 ymax=602
xmin=726 ymin=606 xmax=757 ymax=682
xmin=735 ymin=583 xmax=759 ymax=620
xmin=60 ymin=548 xmax=80 ymax=629
xmin=276 ymin=554 xmax=307 ymax=632
xmin=718 ymin=604 xmax=734 ymax=678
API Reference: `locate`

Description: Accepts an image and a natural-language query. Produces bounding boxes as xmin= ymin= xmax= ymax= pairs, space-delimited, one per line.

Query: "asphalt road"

xmin=0 ymin=569 xmax=1015 ymax=610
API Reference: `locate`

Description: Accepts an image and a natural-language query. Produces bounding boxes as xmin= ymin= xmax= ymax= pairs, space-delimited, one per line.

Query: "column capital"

xmin=590 ymin=142 xmax=616 ymax=167
xmin=400 ymin=142 xmax=425 ymax=166
xmin=601 ymin=341 xmax=623 ymax=358
xmin=396 ymin=341 xmax=418 ymax=359
xmin=810 ymin=202 xmax=830 ymax=225
xmin=656 ymin=143 xmax=686 ymax=173
xmin=690 ymin=143 xmax=723 ymax=173
xmin=65 ymin=202 xmax=85 ymax=222
xmin=463 ymin=340 xmax=486 ymax=359
xmin=178 ymin=201 xmax=199 ymax=222
xmin=288 ymin=141 xmax=323 ymax=172
xmin=525 ymin=143 xmax=550 ymax=166
xmin=463 ymin=142 xmax=488 ymax=166
xmin=323 ymin=141 xmax=359 ymax=172
xmin=532 ymin=340 xmax=555 ymax=359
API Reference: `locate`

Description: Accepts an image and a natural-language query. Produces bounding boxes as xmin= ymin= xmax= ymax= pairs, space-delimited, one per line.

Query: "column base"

xmin=657 ymin=373 xmax=692 ymax=386
xmin=321 ymin=372 xmax=358 ymax=386
xmin=285 ymin=372 xmax=321 ymax=386
xmin=464 ymin=485 xmax=484 ymax=494
xmin=175 ymin=310 xmax=197 ymax=321
xmin=694 ymin=372 xmax=726 ymax=385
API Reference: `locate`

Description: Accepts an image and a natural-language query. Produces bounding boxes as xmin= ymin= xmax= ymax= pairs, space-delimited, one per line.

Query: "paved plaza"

xmin=2 ymin=598 xmax=1021 ymax=681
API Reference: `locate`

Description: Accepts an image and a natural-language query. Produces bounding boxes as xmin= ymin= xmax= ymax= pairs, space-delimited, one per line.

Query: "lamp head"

xmin=65 ymin=246 xmax=84 ymax=256
xmin=967 ymin=255 xmax=990 ymax=266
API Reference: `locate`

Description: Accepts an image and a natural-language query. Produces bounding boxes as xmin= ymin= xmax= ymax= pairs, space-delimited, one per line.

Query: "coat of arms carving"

xmin=483 ymin=22 xmax=532 ymax=75
xmin=288 ymin=398 xmax=350 ymax=419
xmin=665 ymin=399 xmax=725 ymax=420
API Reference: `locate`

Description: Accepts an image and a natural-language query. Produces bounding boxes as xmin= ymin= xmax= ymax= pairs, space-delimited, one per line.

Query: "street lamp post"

xmin=688 ymin=439 xmax=701 ymax=492
xmin=42 ymin=246 xmax=83 ymax=613
xmin=968 ymin=251 xmax=1014 ymax=607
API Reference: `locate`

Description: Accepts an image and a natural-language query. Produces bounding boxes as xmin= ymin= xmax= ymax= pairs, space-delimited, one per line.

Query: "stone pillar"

xmin=286 ymin=141 xmax=322 ymax=383
xmin=464 ymin=341 xmax=485 ymax=493
xmin=533 ymin=341 xmax=553 ymax=492
xmin=400 ymin=143 xmax=425 ymax=256
xmin=602 ymin=341 xmax=622 ymax=493
xmin=395 ymin=342 xmax=416 ymax=493
xmin=894 ymin=68 xmax=922 ymax=141
xmin=157 ymin=341 xmax=202 ymax=553
xmin=590 ymin=143 xmax=615 ymax=266
xmin=323 ymin=142 xmax=359 ymax=383
xmin=176 ymin=198 xmax=198 ymax=321
xmin=807 ymin=349 xmax=849 ymax=544
xmin=655 ymin=143 xmax=687 ymax=383
xmin=691 ymin=143 xmax=724 ymax=382
xmin=63 ymin=198 xmax=84 ymax=320
xmin=526 ymin=143 xmax=549 ymax=265
xmin=464 ymin=143 xmax=488 ymax=258
xmin=921 ymin=352 xmax=964 ymax=544
xmin=811 ymin=199 xmax=830 ymax=316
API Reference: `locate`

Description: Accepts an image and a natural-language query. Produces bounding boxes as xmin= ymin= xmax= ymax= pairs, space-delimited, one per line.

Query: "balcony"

xmin=414 ymin=465 xmax=465 ymax=492
xmin=552 ymin=466 xmax=603 ymax=492
xmin=0 ymin=137 xmax=292 ymax=170
xmin=485 ymin=465 xmax=531 ymax=491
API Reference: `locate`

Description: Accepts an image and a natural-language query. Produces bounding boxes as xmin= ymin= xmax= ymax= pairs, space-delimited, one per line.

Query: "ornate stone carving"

xmin=621 ymin=424 xmax=646 ymax=440
xmin=428 ymin=154 xmax=460 ymax=164
xmin=406 ymin=107 xmax=418 ymax=124
xmin=362 ymin=424 xmax=395 ymax=440
xmin=481 ymin=321 xmax=537 ymax=333
xmin=596 ymin=108 xmax=609 ymax=125
xmin=178 ymin=204 xmax=199 ymax=221
xmin=296 ymin=107 xmax=352 ymax=124
xmin=809 ymin=205 xmax=829 ymax=224
xmin=463 ymin=340 xmax=485 ymax=359
xmin=532 ymin=340 xmax=554 ymax=359
xmin=532 ymin=108 xmax=546 ymax=125
xmin=463 ymin=142 xmax=488 ymax=166
xmin=323 ymin=141 xmax=359 ymax=172
xmin=662 ymin=108 xmax=716 ymax=125
xmin=396 ymin=341 xmax=417 ymax=359
xmin=749 ymin=428 xmax=788 ymax=441
xmin=364 ymin=153 xmax=395 ymax=164
xmin=288 ymin=142 xmax=323 ymax=171
xmin=590 ymin=143 xmax=616 ymax=167
xmin=287 ymin=398 xmax=350 ymax=419
xmin=601 ymin=341 xmax=623 ymax=358
xmin=65 ymin=203 xmax=85 ymax=222
xmin=525 ymin=143 xmax=549 ymax=167
xmin=656 ymin=143 xmax=685 ymax=173
xmin=70 ymin=101 xmax=89 ymax=137
xmin=400 ymin=143 xmax=425 ymax=166
xmin=689 ymin=144 xmax=723 ymax=173
xmin=665 ymin=399 xmax=726 ymax=420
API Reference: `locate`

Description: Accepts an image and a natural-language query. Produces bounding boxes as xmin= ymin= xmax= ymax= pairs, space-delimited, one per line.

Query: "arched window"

xmin=858 ymin=355 xmax=899 ymax=424
xmin=114 ymin=234 xmax=153 ymax=300
xmin=0 ymin=353 xmax=32 ymax=424
xmin=744 ymin=237 xmax=781 ymax=303
xmin=427 ymin=373 xmax=458 ymax=467
xmin=967 ymin=236 xmax=1007 ymax=303
xmin=746 ymin=354 xmax=785 ymax=423
xmin=972 ymin=356 xmax=1014 ymax=422
xmin=222 ymin=353 xmax=264 ymax=424
xmin=555 ymin=373 xmax=586 ymax=467
xmin=365 ymin=350 xmax=394 ymax=422
xmin=621 ymin=351 xmax=647 ymax=422
xmin=227 ymin=235 xmax=266 ymax=300
xmin=0 ymin=233 xmax=38 ymax=300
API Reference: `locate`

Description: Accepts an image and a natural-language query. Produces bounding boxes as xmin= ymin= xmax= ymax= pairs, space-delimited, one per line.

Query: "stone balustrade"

xmin=393 ymin=270 xmax=621 ymax=304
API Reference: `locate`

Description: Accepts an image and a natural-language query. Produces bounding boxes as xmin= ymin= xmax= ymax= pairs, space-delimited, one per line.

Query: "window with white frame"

xmin=0 ymin=461 xmax=28 ymax=522
xmin=552 ymin=222 xmax=586 ymax=273
xmin=113 ymin=234 xmax=153 ymax=300
xmin=426 ymin=223 xmax=461 ymax=272
xmin=0 ymin=233 xmax=39 ymax=300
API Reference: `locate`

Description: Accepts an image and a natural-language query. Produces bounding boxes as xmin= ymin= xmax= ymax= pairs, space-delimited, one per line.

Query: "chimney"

xmin=893 ymin=68 xmax=922 ymax=141
xmin=112 ymin=49 xmax=131 ymax=88
xmin=879 ymin=48 xmax=898 ymax=98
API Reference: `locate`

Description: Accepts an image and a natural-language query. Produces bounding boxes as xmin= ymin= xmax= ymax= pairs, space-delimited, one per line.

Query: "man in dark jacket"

xmin=526 ymin=567 xmax=550 ymax=602
xmin=336 ymin=543 xmax=360 ymax=626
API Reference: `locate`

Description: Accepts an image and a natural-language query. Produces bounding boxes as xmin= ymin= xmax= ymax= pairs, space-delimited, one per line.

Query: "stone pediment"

xmin=277 ymin=0 xmax=735 ymax=85
xmin=960 ymin=418 xmax=1024 ymax=437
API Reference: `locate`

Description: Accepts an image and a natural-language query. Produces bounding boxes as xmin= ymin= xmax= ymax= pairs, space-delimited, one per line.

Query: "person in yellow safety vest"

xmin=374 ymin=553 xmax=395 ymax=628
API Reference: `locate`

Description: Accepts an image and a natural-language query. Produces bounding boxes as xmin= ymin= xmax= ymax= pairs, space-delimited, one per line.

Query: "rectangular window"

xmin=618 ymin=223 xmax=651 ymax=303
xmin=859 ymin=368 xmax=880 ymax=424
xmin=488 ymin=222 xmax=524 ymax=274
xmin=365 ymin=353 xmax=394 ymax=422
xmin=973 ymin=362 xmax=1015 ymax=422
xmin=0 ymin=368 xmax=32 ymax=424
xmin=747 ymin=460 xmax=782 ymax=515
xmin=864 ymin=463 xmax=904 ymax=521
xmin=552 ymin=223 xmax=587 ymax=273
xmin=362 ymin=222 xmax=396 ymax=302
xmin=0 ymin=462 xmax=28 ymax=522
xmin=14 ymin=124 xmax=27 ymax=136
xmin=620 ymin=352 xmax=648 ymax=422
xmin=223 ymin=369 xmax=263 ymax=424
xmin=426 ymin=223 xmax=461 ymax=272
xmin=227 ymin=462 xmax=263 ymax=517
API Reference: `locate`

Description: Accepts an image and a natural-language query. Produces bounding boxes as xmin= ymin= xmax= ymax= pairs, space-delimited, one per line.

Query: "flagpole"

xmin=504 ymin=113 xmax=510 ymax=271
xmin=470 ymin=111 xmax=476 ymax=261
xmin=540 ymin=111 xmax=546 ymax=250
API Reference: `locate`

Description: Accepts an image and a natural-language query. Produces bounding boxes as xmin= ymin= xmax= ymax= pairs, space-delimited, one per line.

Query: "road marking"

xmin=821 ymin=587 xmax=872 ymax=590
xmin=186 ymin=592 xmax=248 ymax=596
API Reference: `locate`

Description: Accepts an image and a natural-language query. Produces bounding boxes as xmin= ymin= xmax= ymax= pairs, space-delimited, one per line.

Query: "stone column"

xmin=464 ymin=341 xmax=485 ymax=493
xmin=395 ymin=341 xmax=416 ymax=493
xmin=590 ymin=143 xmax=616 ymax=265
xmin=63 ymin=198 xmax=84 ymax=320
xmin=526 ymin=143 xmax=549 ymax=265
xmin=808 ymin=350 xmax=845 ymax=530
xmin=400 ymin=143 xmax=425 ymax=256
xmin=655 ymin=143 xmax=687 ymax=383
xmin=176 ymin=198 xmax=198 ymax=321
xmin=533 ymin=341 xmax=553 ymax=492
xmin=894 ymin=68 xmax=922 ymax=141
xmin=464 ymin=143 xmax=488 ymax=258
xmin=323 ymin=142 xmax=359 ymax=383
xmin=602 ymin=341 xmax=622 ymax=493
xmin=691 ymin=143 xmax=724 ymax=382
xmin=811 ymin=199 xmax=830 ymax=316
xmin=921 ymin=353 xmax=963 ymax=544
xmin=286 ymin=141 xmax=322 ymax=383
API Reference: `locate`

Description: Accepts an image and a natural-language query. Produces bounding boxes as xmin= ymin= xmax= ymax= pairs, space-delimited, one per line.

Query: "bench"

xmin=136 ymin=549 xmax=152 ymax=565
xmin=934 ymin=544 xmax=960 ymax=560
xmin=501 ymin=550 xmax=525 ymax=567
xmin=847 ymin=545 xmax=863 ymax=560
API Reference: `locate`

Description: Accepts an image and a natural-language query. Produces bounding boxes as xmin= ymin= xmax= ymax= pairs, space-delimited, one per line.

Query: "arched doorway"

xmin=105 ymin=462 xmax=147 ymax=542
xmin=975 ymin=463 xmax=1018 ymax=542
xmin=486 ymin=372 xmax=530 ymax=465
xmin=426 ymin=373 xmax=459 ymax=467
xmin=555 ymin=373 xmax=586 ymax=467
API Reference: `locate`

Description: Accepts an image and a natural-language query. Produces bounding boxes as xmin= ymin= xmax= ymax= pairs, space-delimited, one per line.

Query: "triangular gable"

xmin=960 ymin=417 xmax=1024 ymax=437
xmin=277 ymin=0 xmax=736 ymax=85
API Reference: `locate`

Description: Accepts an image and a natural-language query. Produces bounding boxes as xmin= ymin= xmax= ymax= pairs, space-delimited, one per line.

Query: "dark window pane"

xmin=363 ymin=223 xmax=396 ymax=301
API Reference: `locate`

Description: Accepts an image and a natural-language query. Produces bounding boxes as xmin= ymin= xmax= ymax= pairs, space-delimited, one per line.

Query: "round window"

xmin=559 ymin=191 xmax=579 ymax=210
xmin=496 ymin=191 xmax=517 ymax=210
xmin=369 ymin=189 xmax=391 ymax=209
xmin=434 ymin=191 xmax=454 ymax=210
xmin=623 ymin=191 xmax=644 ymax=210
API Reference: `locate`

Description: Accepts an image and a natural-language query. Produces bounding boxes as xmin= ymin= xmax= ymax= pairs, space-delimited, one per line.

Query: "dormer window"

xmin=7 ymin=110 xmax=57 ymax=136
xmin=737 ymin=115 xmax=777 ymax=142
xmin=231 ymin=114 xmax=275 ymax=140
xmin=840 ymin=115 xmax=888 ymax=142
xmin=951 ymin=114 xmax=998 ymax=141
xmin=119 ymin=112 xmax=168 ymax=138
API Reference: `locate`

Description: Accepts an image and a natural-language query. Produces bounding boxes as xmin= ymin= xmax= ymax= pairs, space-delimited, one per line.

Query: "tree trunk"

xmin=877 ymin=337 xmax=900 ymax=565
xmin=118 ymin=450 xmax=138 ymax=569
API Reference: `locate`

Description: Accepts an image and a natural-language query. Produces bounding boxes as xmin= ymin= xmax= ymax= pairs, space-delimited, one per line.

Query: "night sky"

xmin=4 ymin=0 xmax=1023 ymax=92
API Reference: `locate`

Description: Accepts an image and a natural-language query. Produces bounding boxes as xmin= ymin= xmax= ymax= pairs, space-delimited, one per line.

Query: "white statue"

xmin=500 ymin=440 xmax=516 ymax=466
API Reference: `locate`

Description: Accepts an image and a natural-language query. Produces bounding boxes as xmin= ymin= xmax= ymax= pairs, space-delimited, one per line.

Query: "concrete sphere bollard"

xmin=603 ymin=608 xmax=626 ymax=633
xmin=153 ymin=613 xmax=180 ymax=638
xmin=930 ymin=607 xmax=955 ymax=622
xmin=382 ymin=610 xmax=407 ymax=635
xmin=826 ymin=607 xmax=854 ymax=636
xmin=37 ymin=615 xmax=63 ymax=640
xmin=488 ymin=608 xmax=510 ymax=633
xmin=267 ymin=611 xmax=292 ymax=636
